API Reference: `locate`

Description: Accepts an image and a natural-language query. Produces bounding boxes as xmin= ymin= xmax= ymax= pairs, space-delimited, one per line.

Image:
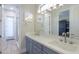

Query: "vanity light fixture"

xmin=25 ymin=12 xmax=33 ymax=21
xmin=25 ymin=15 xmax=33 ymax=20
xmin=25 ymin=14 xmax=33 ymax=22
xmin=38 ymin=4 xmax=64 ymax=14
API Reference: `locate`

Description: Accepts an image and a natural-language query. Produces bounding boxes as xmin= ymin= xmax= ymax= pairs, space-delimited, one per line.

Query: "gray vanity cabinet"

xmin=26 ymin=36 xmax=32 ymax=53
xmin=26 ymin=36 xmax=42 ymax=54
xmin=26 ymin=36 xmax=59 ymax=54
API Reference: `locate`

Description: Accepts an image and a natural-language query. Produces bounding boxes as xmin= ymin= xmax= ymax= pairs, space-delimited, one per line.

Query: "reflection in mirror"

xmin=59 ymin=10 xmax=69 ymax=37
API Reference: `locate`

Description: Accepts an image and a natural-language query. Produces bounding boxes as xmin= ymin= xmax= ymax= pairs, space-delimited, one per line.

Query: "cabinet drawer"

xmin=43 ymin=46 xmax=59 ymax=54
xmin=32 ymin=40 xmax=42 ymax=49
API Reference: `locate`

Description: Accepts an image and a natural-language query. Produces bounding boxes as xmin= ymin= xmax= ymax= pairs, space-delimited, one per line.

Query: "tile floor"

xmin=1 ymin=39 xmax=20 ymax=54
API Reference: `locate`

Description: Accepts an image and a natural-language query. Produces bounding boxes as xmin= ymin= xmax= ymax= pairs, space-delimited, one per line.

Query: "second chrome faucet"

xmin=62 ymin=32 xmax=69 ymax=43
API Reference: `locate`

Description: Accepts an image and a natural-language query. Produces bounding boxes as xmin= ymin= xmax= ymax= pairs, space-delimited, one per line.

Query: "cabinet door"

xmin=31 ymin=40 xmax=42 ymax=54
xmin=32 ymin=40 xmax=42 ymax=49
xmin=26 ymin=36 xmax=31 ymax=53
xmin=32 ymin=45 xmax=42 ymax=54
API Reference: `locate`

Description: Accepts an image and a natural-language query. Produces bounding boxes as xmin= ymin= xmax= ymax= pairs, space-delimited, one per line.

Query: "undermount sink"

xmin=48 ymin=39 xmax=78 ymax=52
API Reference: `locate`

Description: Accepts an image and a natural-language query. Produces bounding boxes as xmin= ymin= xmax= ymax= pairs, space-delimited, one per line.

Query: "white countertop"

xmin=26 ymin=33 xmax=79 ymax=54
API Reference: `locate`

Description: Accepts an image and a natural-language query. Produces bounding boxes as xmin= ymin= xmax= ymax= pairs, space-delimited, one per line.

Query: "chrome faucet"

xmin=62 ymin=32 xmax=69 ymax=43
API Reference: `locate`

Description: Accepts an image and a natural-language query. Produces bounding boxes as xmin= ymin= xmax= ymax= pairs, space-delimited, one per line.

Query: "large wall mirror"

xmin=59 ymin=10 xmax=69 ymax=37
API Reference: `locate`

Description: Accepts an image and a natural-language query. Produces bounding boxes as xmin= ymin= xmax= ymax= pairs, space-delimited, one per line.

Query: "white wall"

xmin=51 ymin=9 xmax=59 ymax=35
xmin=70 ymin=5 xmax=79 ymax=38
xmin=18 ymin=5 xmax=38 ymax=53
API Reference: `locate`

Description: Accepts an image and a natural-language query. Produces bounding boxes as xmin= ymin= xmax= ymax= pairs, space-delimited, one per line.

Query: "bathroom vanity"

xmin=26 ymin=35 xmax=59 ymax=54
xmin=25 ymin=33 xmax=79 ymax=54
